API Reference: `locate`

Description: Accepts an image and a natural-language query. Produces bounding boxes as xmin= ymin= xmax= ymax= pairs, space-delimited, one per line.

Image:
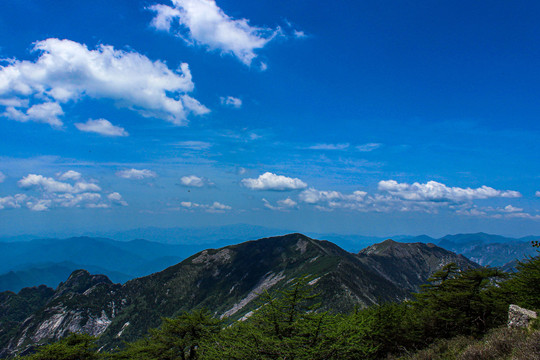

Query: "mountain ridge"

xmin=0 ymin=233 xmax=478 ymax=357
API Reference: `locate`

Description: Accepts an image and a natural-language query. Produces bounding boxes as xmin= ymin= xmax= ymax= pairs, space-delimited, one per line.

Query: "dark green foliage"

xmin=21 ymin=333 xmax=99 ymax=360
xmin=111 ymin=309 xmax=221 ymax=360
xmin=414 ymin=264 xmax=508 ymax=340
xmin=203 ymin=276 xmax=378 ymax=359
xmin=502 ymin=254 xmax=540 ymax=310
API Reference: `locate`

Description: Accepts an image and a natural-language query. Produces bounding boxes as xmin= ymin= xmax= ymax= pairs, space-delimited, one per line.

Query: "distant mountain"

xmin=108 ymin=224 xmax=296 ymax=244
xmin=0 ymin=262 xmax=131 ymax=293
xmin=0 ymin=237 xmax=196 ymax=292
xmin=108 ymin=224 xmax=390 ymax=251
xmin=357 ymin=239 xmax=478 ymax=291
xmin=0 ymin=234 xmax=477 ymax=357
xmin=403 ymin=232 xmax=539 ymax=268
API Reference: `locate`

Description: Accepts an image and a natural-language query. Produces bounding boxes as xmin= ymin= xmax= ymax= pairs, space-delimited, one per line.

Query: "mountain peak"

xmin=55 ymin=270 xmax=112 ymax=297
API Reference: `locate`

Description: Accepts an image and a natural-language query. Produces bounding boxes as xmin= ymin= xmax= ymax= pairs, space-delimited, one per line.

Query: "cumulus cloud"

xmin=180 ymin=175 xmax=213 ymax=187
xmin=107 ymin=192 xmax=128 ymax=206
xmin=173 ymin=140 xmax=211 ymax=150
xmin=148 ymin=0 xmax=279 ymax=66
xmin=1 ymin=171 xmax=126 ymax=211
xmin=378 ymin=180 xmax=521 ymax=202
xmin=220 ymin=96 xmax=242 ymax=108
xmin=299 ymin=188 xmax=367 ymax=204
xmin=180 ymin=200 xmax=231 ymax=212
xmin=18 ymin=174 xmax=101 ymax=193
xmin=262 ymin=197 xmax=297 ymax=211
xmin=356 ymin=143 xmax=382 ymax=152
xmin=3 ymin=102 xmax=64 ymax=127
xmin=455 ymin=204 xmax=540 ymax=220
xmin=116 ymin=169 xmax=157 ymax=180
xmin=57 ymin=170 xmax=82 ymax=181
xmin=75 ymin=118 xmax=128 ymax=137
xmin=241 ymin=172 xmax=307 ymax=191
xmin=299 ymin=180 xmax=525 ymax=216
xmin=307 ymin=143 xmax=349 ymax=150
xmin=0 ymin=171 xmax=5 ymax=183
xmin=0 ymin=38 xmax=208 ymax=127
xmin=0 ymin=194 xmax=28 ymax=210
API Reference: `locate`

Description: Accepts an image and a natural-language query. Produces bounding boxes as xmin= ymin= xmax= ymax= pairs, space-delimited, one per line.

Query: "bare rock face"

xmin=508 ymin=304 xmax=537 ymax=328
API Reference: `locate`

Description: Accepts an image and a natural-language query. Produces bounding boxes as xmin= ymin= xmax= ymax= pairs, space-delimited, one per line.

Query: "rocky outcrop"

xmin=508 ymin=304 xmax=537 ymax=329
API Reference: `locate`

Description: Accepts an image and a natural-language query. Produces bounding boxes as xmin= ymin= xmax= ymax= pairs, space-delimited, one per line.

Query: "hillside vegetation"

xmin=8 ymin=242 xmax=540 ymax=359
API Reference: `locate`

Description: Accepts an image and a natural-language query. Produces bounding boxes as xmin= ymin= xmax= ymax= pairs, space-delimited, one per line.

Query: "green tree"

xmin=112 ymin=309 xmax=221 ymax=360
xmin=21 ymin=333 xmax=99 ymax=360
xmin=502 ymin=254 xmax=540 ymax=310
xmin=415 ymin=264 xmax=508 ymax=340
xmin=204 ymin=276 xmax=377 ymax=360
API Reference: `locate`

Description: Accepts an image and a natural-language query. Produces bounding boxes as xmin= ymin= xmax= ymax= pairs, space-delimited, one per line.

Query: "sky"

xmin=0 ymin=0 xmax=539 ymax=238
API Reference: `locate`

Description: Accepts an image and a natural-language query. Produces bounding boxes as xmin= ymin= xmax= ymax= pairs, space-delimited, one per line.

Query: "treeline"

xmin=16 ymin=254 xmax=540 ymax=360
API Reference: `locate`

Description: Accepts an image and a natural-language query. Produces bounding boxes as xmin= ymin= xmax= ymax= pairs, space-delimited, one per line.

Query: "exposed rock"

xmin=508 ymin=304 xmax=537 ymax=328
xmin=191 ymin=248 xmax=232 ymax=265
xmin=220 ymin=271 xmax=285 ymax=319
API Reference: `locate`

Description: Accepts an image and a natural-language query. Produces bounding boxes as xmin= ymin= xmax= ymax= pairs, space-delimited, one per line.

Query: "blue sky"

xmin=0 ymin=0 xmax=539 ymax=238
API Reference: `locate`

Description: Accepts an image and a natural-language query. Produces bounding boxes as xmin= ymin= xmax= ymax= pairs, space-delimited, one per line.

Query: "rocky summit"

xmin=0 ymin=233 xmax=478 ymax=357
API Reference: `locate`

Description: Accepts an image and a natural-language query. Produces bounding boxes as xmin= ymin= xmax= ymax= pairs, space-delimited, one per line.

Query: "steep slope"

xmin=357 ymin=239 xmax=479 ymax=292
xmin=0 ymin=233 xmax=478 ymax=357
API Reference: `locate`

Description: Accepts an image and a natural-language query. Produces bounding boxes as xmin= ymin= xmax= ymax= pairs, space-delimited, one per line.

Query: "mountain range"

xmin=405 ymin=232 xmax=539 ymax=269
xmin=0 ymin=233 xmax=478 ymax=357
xmin=0 ymin=230 xmax=536 ymax=294
xmin=0 ymin=237 xmax=205 ymax=292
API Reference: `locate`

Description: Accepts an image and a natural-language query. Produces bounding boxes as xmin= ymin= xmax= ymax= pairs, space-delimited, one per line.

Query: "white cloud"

xmin=505 ymin=212 xmax=540 ymax=220
xmin=294 ymin=30 xmax=307 ymax=38
xmin=180 ymin=200 xmax=231 ymax=212
xmin=180 ymin=175 xmax=213 ymax=187
xmin=356 ymin=143 xmax=382 ymax=152
xmin=299 ymin=188 xmax=367 ymax=204
xmin=27 ymin=199 xmax=52 ymax=212
xmin=220 ymin=96 xmax=242 ymax=108
xmin=55 ymin=192 xmax=103 ymax=208
xmin=75 ymin=118 xmax=128 ymax=137
xmin=18 ymin=174 xmax=101 ymax=193
xmin=0 ymin=38 xmax=208 ymax=126
xmin=501 ymin=205 xmax=523 ymax=213
xmin=1 ymin=172 xmax=126 ymax=211
xmin=173 ymin=140 xmax=211 ymax=150
xmin=263 ymin=197 xmax=297 ymax=211
xmin=0 ymin=194 xmax=28 ymax=210
xmin=536 ymin=191 xmax=540 ymax=197
xmin=456 ymin=204 xmax=540 ymax=220
xmin=148 ymin=0 xmax=278 ymax=66
xmin=58 ymin=170 xmax=81 ymax=181
xmin=378 ymin=180 xmax=521 ymax=202
xmin=107 ymin=192 xmax=128 ymax=206
xmin=0 ymin=171 xmax=5 ymax=183
xmin=3 ymin=102 xmax=64 ymax=127
xmin=307 ymin=143 xmax=349 ymax=150
xmin=116 ymin=168 xmax=157 ymax=180
xmin=241 ymin=172 xmax=307 ymax=191
xmin=237 ymin=167 xmax=247 ymax=175
xmin=299 ymin=180 xmax=525 ymax=216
